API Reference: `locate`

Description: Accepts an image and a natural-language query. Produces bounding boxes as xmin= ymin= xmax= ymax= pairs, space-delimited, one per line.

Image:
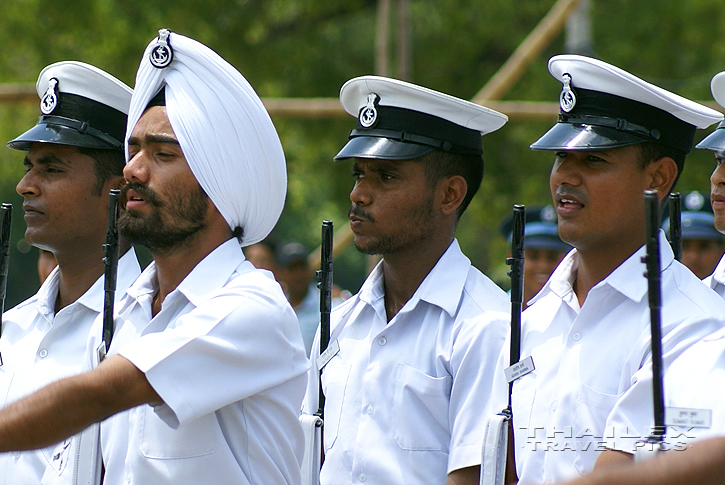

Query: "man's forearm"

xmin=0 ymin=355 xmax=160 ymax=451
xmin=560 ymin=437 xmax=725 ymax=485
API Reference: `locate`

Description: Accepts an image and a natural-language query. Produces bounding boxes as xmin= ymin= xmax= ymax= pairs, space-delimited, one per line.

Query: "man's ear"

xmin=647 ymin=156 xmax=678 ymax=199
xmin=439 ymin=175 xmax=467 ymax=216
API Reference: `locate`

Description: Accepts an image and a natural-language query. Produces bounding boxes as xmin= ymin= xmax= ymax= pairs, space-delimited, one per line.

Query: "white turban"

xmin=126 ymin=29 xmax=287 ymax=247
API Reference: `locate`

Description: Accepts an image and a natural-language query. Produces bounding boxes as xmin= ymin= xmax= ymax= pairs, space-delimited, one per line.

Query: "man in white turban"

xmin=0 ymin=30 xmax=309 ymax=485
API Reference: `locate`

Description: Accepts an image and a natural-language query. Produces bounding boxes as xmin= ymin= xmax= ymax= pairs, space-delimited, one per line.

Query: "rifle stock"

xmin=0 ymin=203 xmax=12 ymax=342
xmin=99 ymin=189 xmax=120 ymax=361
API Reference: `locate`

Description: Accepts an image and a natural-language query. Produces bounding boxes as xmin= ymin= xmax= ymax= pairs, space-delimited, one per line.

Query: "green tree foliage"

xmin=0 ymin=0 xmax=724 ymax=303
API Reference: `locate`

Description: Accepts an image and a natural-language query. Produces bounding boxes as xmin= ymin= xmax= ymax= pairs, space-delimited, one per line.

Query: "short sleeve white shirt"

xmin=0 ymin=249 xmax=141 ymax=485
xmin=98 ymin=239 xmax=309 ymax=485
xmin=511 ymin=231 xmax=725 ymax=484
xmin=302 ymin=239 xmax=510 ymax=484
xmin=604 ymin=325 xmax=725 ymax=453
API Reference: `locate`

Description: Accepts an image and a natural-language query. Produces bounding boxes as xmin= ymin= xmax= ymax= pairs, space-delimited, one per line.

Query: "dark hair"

xmin=419 ymin=150 xmax=484 ymax=219
xmin=78 ymin=147 xmax=125 ymax=196
xmin=636 ymin=141 xmax=686 ymax=193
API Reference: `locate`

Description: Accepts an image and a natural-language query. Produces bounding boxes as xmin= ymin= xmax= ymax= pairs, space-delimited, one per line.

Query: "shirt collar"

xmin=35 ymin=248 xmax=142 ymax=315
xmin=357 ymin=239 xmax=470 ymax=319
xmin=529 ymin=230 xmax=673 ymax=305
xmin=126 ymin=238 xmax=247 ymax=306
xmin=709 ymin=253 xmax=725 ymax=287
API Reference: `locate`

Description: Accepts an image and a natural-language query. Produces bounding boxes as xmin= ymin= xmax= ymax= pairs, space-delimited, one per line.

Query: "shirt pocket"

xmin=574 ymin=384 xmax=623 ymax=474
xmin=511 ymin=387 xmax=537 ymax=451
xmin=321 ymin=363 xmax=351 ymax=453
xmin=393 ymin=363 xmax=452 ymax=452
xmin=139 ymin=406 xmax=218 ymax=459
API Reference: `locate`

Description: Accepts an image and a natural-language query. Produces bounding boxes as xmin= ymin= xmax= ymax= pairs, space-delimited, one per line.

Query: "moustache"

xmin=348 ymin=205 xmax=375 ymax=223
xmin=555 ymin=186 xmax=587 ymax=203
xmin=121 ymin=182 xmax=164 ymax=208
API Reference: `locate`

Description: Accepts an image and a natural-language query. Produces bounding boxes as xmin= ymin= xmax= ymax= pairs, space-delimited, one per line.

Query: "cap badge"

xmin=40 ymin=78 xmax=59 ymax=115
xmin=541 ymin=205 xmax=557 ymax=223
xmin=559 ymin=73 xmax=576 ymax=113
xmin=359 ymin=93 xmax=379 ymax=128
xmin=150 ymin=29 xmax=173 ymax=69
xmin=685 ymin=191 xmax=705 ymax=211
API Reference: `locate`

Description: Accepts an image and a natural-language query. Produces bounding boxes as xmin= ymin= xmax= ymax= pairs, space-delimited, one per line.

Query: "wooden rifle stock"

xmin=99 ymin=189 xmax=120 ymax=361
xmin=668 ymin=192 xmax=681 ymax=262
xmin=643 ymin=190 xmax=666 ymax=444
xmin=0 ymin=203 xmax=12 ymax=340
xmin=317 ymin=220 xmax=333 ymax=417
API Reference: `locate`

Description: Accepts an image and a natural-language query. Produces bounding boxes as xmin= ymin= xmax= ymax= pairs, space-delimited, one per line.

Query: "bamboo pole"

xmin=472 ymin=0 xmax=583 ymax=103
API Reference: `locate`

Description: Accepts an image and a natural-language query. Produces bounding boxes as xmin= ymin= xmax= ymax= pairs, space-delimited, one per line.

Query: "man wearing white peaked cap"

xmin=0 ymin=61 xmax=142 ymax=485
xmin=498 ymin=55 xmax=725 ymax=484
xmin=303 ymin=75 xmax=511 ymax=485
xmin=0 ymin=30 xmax=308 ymax=485
xmin=550 ymin=68 xmax=725 ymax=485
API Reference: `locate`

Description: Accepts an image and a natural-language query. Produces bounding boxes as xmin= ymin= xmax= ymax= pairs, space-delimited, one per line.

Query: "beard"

xmin=351 ymin=191 xmax=437 ymax=256
xmin=118 ymin=182 xmax=209 ymax=253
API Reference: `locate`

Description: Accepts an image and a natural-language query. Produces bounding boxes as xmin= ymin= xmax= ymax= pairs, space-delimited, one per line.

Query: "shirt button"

xmin=572 ymin=332 xmax=581 ymax=341
xmin=378 ymin=337 xmax=387 ymax=346
xmin=38 ymin=349 xmax=48 ymax=358
xmin=551 ymin=401 xmax=558 ymax=412
xmin=366 ymin=405 xmax=374 ymax=414
xmin=359 ymin=473 xmax=367 ymax=482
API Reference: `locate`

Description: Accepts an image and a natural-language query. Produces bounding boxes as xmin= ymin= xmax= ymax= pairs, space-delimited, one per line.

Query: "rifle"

xmin=0 ymin=203 xmax=12 ymax=345
xmin=668 ymin=192 xmax=681 ymax=262
xmin=98 ymin=189 xmax=120 ymax=362
xmin=481 ymin=204 xmax=525 ymax=485
xmin=636 ymin=189 xmax=666 ymax=459
xmin=317 ymin=219 xmax=334 ymax=416
xmin=300 ymin=220 xmax=334 ymax=485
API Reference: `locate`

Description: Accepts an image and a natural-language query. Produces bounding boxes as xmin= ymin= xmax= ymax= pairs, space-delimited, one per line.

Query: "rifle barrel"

xmin=668 ymin=192 xmax=681 ymax=262
xmin=0 ymin=204 xmax=12 ymax=338
xmin=644 ymin=190 xmax=666 ymax=440
xmin=317 ymin=220 xmax=333 ymax=416
xmin=100 ymin=189 xmax=121 ymax=359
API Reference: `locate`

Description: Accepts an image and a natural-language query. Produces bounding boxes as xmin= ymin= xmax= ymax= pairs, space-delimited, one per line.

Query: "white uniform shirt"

xmin=510 ymin=232 xmax=725 ymax=484
xmin=302 ymin=239 xmax=510 ymax=484
xmin=703 ymin=254 xmax=725 ymax=299
xmin=96 ymin=239 xmax=309 ymax=485
xmin=0 ymin=249 xmax=141 ymax=485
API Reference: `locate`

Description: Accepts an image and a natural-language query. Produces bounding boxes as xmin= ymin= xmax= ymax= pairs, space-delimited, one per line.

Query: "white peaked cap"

xmin=695 ymin=71 xmax=725 ymax=152
xmin=547 ymin=55 xmax=723 ymax=129
xmin=334 ymin=75 xmax=507 ymax=161
xmin=127 ymin=30 xmax=287 ymax=247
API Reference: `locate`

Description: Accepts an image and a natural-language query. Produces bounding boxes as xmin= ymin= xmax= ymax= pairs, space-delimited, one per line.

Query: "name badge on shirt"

xmin=317 ymin=339 xmax=340 ymax=371
xmin=504 ymin=355 xmax=535 ymax=383
xmin=666 ymin=407 xmax=712 ymax=428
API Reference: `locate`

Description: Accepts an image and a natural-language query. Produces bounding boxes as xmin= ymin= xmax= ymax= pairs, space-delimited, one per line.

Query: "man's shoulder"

xmin=462 ymin=265 xmax=509 ymax=313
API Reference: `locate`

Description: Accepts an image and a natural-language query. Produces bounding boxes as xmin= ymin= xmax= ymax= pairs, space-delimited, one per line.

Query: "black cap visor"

xmin=695 ymin=125 xmax=725 ymax=153
xmin=7 ymin=118 xmax=122 ymax=151
xmin=334 ymin=135 xmax=435 ymax=161
xmin=530 ymin=122 xmax=648 ymax=151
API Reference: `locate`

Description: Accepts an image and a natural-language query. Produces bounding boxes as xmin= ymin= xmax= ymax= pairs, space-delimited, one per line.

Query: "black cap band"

xmin=560 ymin=88 xmax=696 ymax=153
xmin=351 ymin=105 xmax=483 ymax=156
xmin=52 ymin=92 xmax=127 ymax=146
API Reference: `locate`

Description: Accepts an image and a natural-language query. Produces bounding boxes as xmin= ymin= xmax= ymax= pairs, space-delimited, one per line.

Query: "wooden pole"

xmin=472 ymin=0 xmax=583 ymax=103
xmin=376 ymin=0 xmax=391 ymax=77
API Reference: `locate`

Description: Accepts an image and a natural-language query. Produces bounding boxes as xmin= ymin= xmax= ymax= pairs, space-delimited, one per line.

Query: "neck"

xmin=381 ymin=237 xmax=453 ymax=322
xmin=573 ymin=235 xmax=645 ymax=306
xmin=150 ymin=226 xmax=232 ymax=317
